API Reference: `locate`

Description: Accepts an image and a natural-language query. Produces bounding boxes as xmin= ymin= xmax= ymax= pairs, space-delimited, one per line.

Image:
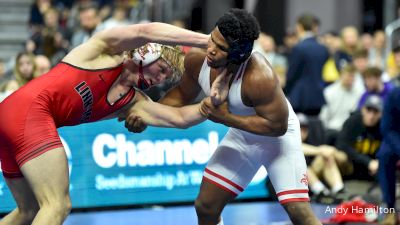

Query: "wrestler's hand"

xmin=118 ymin=114 xmax=148 ymax=133
xmin=201 ymin=97 xmax=229 ymax=124
xmin=210 ymin=68 xmax=232 ymax=106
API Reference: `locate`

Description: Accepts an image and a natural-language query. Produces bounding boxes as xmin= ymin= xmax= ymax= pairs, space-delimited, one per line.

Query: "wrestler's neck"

xmin=212 ymin=62 xmax=241 ymax=75
xmin=119 ymin=63 xmax=140 ymax=87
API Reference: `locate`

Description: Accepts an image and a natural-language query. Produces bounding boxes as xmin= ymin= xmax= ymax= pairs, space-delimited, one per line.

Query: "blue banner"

xmin=0 ymin=120 xmax=268 ymax=212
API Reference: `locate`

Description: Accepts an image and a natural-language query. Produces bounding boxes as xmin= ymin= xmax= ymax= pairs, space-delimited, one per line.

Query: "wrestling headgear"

xmin=132 ymin=43 xmax=162 ymax=67
xmin=131 ymin=43 xmax=184 ymax=90
xmin=132 ymin=43 xmax=161 ymax=90
xmin=215 ymin=9 xmax=260 ymax=65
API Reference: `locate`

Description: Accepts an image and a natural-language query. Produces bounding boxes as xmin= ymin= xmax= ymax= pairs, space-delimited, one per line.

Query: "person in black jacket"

xmin=335 ymin=95 xmax=383 ymax=181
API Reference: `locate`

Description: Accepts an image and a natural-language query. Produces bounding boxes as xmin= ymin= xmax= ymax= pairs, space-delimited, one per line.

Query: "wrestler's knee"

xmin=40 ymin=195 xmax=72 ymax=219
xmin=194 ymin=197 xmax=220 ymax=220
xmin=19 ymin=207 xmax=39 ymax=224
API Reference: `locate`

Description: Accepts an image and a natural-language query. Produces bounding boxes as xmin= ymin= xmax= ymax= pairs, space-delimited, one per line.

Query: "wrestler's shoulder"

xmin=184 ymin=47 xmax=207 ymax=64
xmin=244 ymin=52 xmax=278 ymax=88
xmin=247 ymin=52 xmax=274 ymax=76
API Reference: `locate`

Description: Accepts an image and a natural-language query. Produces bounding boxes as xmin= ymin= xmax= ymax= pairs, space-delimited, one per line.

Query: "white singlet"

xmin=198 ymin=54 xmax=309 ymax=204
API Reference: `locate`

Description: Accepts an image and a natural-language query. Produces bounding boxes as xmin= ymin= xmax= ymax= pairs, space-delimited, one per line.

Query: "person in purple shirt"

xmin=358 ymin=66 xmax=393 ymax=109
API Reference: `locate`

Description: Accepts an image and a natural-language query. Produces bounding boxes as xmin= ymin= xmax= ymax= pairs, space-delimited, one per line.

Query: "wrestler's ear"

xmin=123 ymin=58 xmax=136 ymax=67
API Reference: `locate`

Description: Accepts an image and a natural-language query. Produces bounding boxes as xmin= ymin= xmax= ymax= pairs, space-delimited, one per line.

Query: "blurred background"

xmin=1 ymin=0 xmax=400 ymax=224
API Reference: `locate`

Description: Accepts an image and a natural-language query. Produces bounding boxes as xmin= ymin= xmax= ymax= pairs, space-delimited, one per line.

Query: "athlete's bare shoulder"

xmin=242 ymin=51 xmax=280 ymax=104
xmin=62 ymin=38 xmax=123 ymax=70
xmin=246 ymin=52 xmax=277 ymax=85
xmin=183 ymin=47 xmax=207 ymax=80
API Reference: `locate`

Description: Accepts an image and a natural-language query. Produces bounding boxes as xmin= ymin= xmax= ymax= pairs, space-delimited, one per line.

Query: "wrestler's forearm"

xmin=177 ymin=104 xmax=207 ymax=128
xmin=96 ymin=22 xmax=208 ymax=55
xmin=139 ymin=22 xmax=208 ymax=48
xmin=132 ymin=100 xmax=206 ymax=129
xmin=222 ymin=113 xmax=288 ymax=137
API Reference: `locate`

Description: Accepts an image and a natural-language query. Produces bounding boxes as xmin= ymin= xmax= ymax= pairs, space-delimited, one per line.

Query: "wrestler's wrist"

xmin=198 ymin=105 xmax=208 ymax=118
xmin=220 ymin=112 xmax=233 ymax=126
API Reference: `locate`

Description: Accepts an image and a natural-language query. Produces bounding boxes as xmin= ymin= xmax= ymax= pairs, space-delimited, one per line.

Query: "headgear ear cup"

xmin=132 ymin=43 xmax=162 ymax=66
xmin=131 ymin=43 xmax=161 ymax=90
xmin=228 ymin=41 xmax=253 ymax=64
xmin=225 ymin=12 xmax=253 ymax=64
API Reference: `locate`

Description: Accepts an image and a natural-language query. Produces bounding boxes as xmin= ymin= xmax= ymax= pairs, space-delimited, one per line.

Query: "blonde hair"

xmin=159 ymin=45 xmax=185 ymax=83
xmin=130 ymin=44 xmax=185 ymax=83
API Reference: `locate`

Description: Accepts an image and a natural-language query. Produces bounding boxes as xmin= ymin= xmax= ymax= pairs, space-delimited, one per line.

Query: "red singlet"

xmin=0 ymin=62 xmax=135 ymax=178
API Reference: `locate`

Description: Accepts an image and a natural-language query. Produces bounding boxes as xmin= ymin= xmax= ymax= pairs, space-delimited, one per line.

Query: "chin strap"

xmin=137 ymin=61 xmax=151 ymax=90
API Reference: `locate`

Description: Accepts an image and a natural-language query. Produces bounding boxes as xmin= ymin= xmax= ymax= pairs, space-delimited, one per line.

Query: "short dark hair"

xmin=393 ymin=45 xmax=400 ymax=54
xmin=340 ymin=64 xmax=356 ymax=74
xmin=353 ymin=48 xmax=368 ymax=59
xmin=297 ymin=14 xmax=316 ymax=31
xmin=79 ymin=1 xmax=99 ymax=13
xmin=215 ymin=8 xmax=260 ymax=64
xmin=362 ymin=66 xmax=382 ymax=78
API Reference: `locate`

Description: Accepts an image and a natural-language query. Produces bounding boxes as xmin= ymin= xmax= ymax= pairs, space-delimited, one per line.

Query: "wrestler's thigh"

xmin=20 ymin=147 xmax=70 ymax=205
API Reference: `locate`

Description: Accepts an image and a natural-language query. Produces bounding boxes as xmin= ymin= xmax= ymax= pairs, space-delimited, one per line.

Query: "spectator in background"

xmin=298 ymin=113 xmax=348 ymax=204
xmin=0 ymin=59 xmax=6 ymax=83
xmin=29 ymin=7 xmax=70 ymax=65
xmin=254 ymin=32 xmax=288 ymax=88
xmin=96 ymin=5 xmax=130 ymax=32
xmin=0 ymin=59 xmax=11 ymax=100
xmin=351 ymin=48 xmax=368 ymax=92
xmin=319 ymin=64 xmax=364 ymax=144
xmin=69 ymin=3 xmax=101 ymax=50
xmin=358 ymin=67 xmax=393 ymax=108
xmin=389 ymin=46 xmax=400 ymax=87
xmin=0 ymin=59 xmax=10 ymax=102
xmin=278 ymin=29 xmax=298 ymax=59
xmin=334 ymin=26 xmax=361 ymax=71
xmin=2 ymin=51 xmax=36 ymax=94
xmin=360 ymin=32 xmax=374 ymax=52
xmin=321 ymin=31 xmax=341 ymax=84
xmin=29 ymin=0 xmax=52 ymax=33
xmin=34 ymin=55 xmax=51 ymax=77
xmin=368 ymin=30 xmax=387 ymax=70
xmin=284 ymin=14 xmax=329 ymax=116
xmin=336 ymin=95 xmax=383 ymax=181
xmin=376 ymin=87 xmax=400 ymax=225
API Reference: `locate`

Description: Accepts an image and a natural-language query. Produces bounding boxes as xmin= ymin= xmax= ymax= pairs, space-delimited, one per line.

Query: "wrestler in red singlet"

xmin=0 ymin=22 xmax=212 ymax=225
xmin=0 ymin=62 xmax=134 ymax=178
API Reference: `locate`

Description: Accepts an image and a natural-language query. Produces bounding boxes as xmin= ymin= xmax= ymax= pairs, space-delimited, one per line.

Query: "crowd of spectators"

xmin=1 ymin=1 xmax=400 ymax=224
xmin=0 ymin=0 xmax=158 ymax=101
xmin=254 ymin=12 xmax=400 ymax=224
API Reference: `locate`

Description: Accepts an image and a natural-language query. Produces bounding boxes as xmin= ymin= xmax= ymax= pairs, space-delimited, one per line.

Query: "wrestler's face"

xmin=141 ymin=58 xmax=173 ymax=86
xmin=123 ymin=54 xmax=173 ymax=89
xmin=206 ymin=27 xmax=230 ymax=68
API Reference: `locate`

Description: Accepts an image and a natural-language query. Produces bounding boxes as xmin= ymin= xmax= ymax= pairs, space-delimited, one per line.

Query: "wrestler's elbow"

xmin=267 ymin=121 xmax=288 ymax=137
xmin=166 ymin=113 xmax=189 ymax=129
xmin=172 ymin=118 xmax=190 ymax=129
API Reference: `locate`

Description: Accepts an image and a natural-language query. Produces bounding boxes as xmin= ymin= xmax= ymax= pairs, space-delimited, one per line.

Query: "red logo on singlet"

xmin=138 ymin=43 xmax=158 ymax=60
xmin=300 ymin=173 xmax=308 ymax=186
